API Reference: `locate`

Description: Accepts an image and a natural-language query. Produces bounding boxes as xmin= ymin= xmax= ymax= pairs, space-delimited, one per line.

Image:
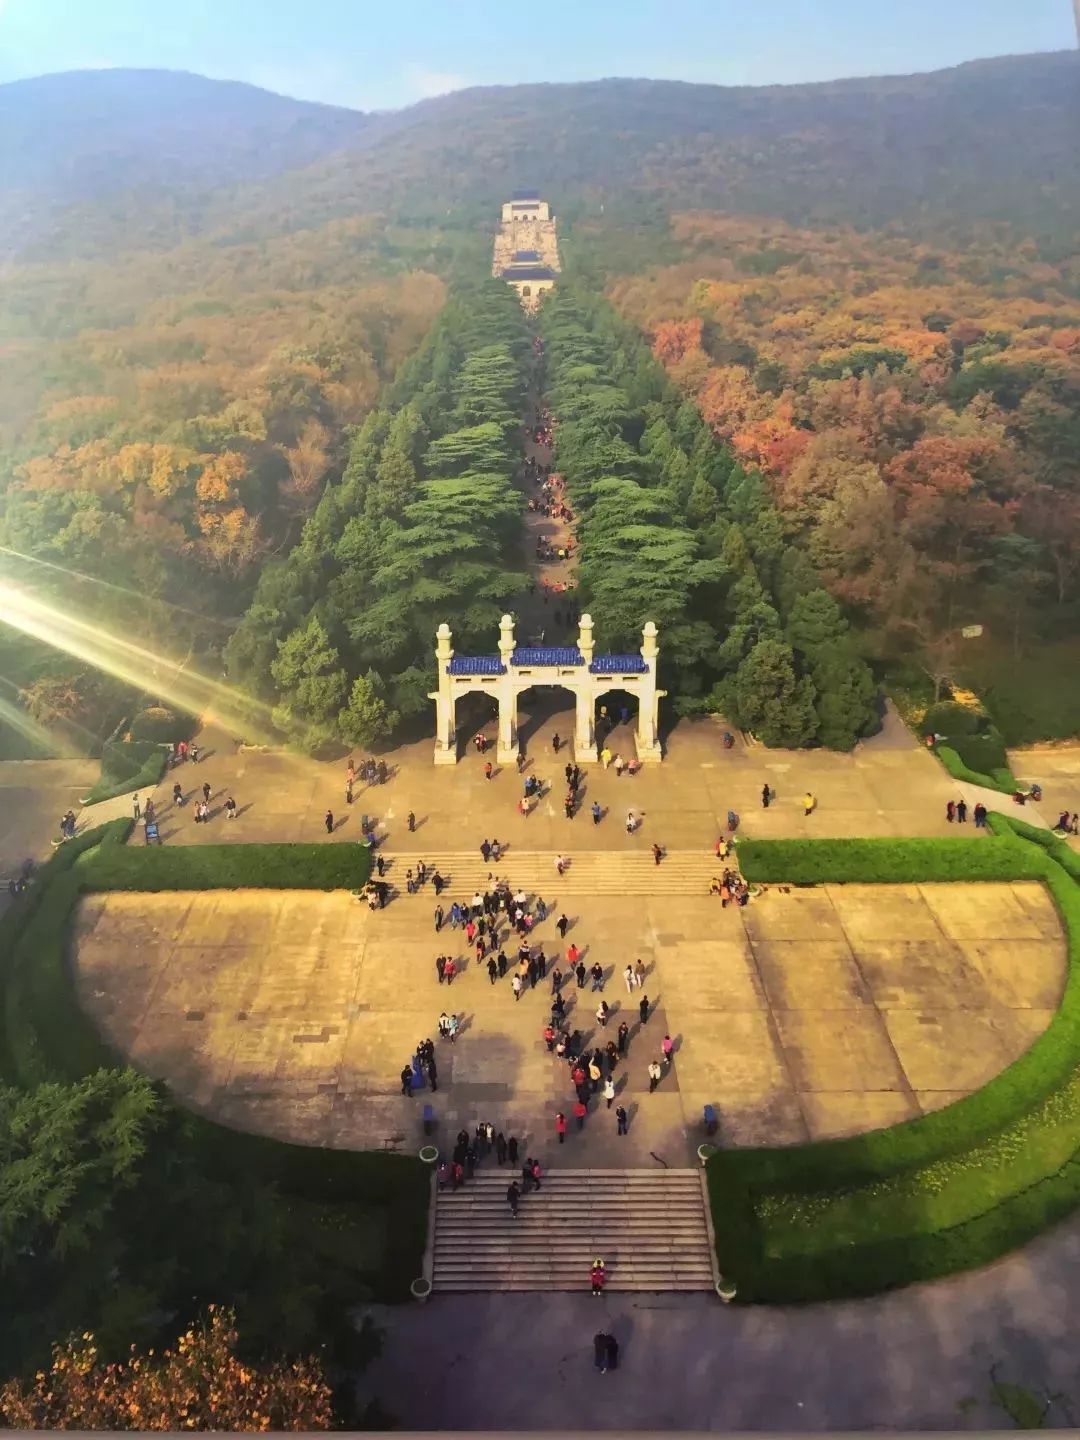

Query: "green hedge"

xmin=737 ymin=835 xmax=1045 ymax=886
xmin=921 ymin=701 xmax=1015 ymax=790
xmin=80 ymin=841 xmax=372 ymax=893
xmin=992 ymin=812 xmax=1080 ymax=883
xmin=709 ymin=825 xmax=1080 ymax=1301
xmin=0 ymin=830 xmax=419 ymax=1300
xmin=934 ymin=744 xmax=1016 ymax=795
xmin=83 ymin=740 xmax=168 ymax=805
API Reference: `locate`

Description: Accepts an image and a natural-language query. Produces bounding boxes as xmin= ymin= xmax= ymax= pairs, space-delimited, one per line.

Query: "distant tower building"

xmin=492 ymin=191 xmax=561 ymax=311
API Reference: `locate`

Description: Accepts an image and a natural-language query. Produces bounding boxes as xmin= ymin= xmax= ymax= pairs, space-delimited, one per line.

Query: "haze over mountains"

xmin=1 ymin=50 xmax=1078 ymax=260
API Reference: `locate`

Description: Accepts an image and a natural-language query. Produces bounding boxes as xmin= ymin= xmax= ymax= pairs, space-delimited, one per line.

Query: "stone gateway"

xmin=429 ymin=612 xmax=665 ymax=765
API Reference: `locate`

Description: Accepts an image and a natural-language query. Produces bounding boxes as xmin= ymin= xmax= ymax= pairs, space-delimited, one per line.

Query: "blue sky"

xmin=0 ymin=0 xmax=1074 ymax=109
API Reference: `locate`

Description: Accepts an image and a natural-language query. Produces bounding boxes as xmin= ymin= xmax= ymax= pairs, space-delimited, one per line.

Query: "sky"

xmin=0 ymin=0 xmax=1075 ymax=110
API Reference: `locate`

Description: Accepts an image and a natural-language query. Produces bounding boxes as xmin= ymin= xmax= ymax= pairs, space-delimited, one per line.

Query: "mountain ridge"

xmin=1 ymin=52 xmax=1077 ymax=261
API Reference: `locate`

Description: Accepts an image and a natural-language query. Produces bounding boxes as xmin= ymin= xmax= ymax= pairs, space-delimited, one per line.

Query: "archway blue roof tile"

xmin=590 ymin=655 xmax=648 ymax=674
xmin=447 ymin=656 xmax=506 ymax=676
xmin=512 ymin=646 xmax=584 ymax=666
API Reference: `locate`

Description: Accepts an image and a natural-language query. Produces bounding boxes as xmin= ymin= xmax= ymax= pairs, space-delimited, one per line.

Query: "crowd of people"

xmin=710 ymin=869 xmax=750 ymax=907
xmin=393 ymin=840 xmax=684 ymax=1228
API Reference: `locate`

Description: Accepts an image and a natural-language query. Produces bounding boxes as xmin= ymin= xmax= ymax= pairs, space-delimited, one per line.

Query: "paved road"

xmin=361 ymin=1213 xmax=1080 ymax=1431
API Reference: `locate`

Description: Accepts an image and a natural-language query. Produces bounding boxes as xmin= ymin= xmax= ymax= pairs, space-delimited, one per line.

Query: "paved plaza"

xmin=90 ymin=704 xmax=1021 ymax=857
xmin=73 ymin=873 xmax=1064 ymax=1159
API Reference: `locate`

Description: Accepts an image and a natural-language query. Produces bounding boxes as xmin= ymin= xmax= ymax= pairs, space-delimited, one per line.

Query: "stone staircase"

xmin=406 ymin=850 xmax=719 ymax=898
xmin=432 ymin=1167 xmax=716 ymax=1292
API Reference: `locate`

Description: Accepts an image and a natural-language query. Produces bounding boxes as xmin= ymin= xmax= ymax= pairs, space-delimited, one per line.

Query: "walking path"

xmin=515 ymin=350 xmax=579 ymax=647
xmin=362 ymin=1206 xmax=1079 ymax=1429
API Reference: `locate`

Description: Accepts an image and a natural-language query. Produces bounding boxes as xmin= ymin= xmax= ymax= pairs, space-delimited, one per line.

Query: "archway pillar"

xmin=574 ymin=688 xmax=598 ymax=764
xmin=430 ymin=622 xmax=459 ymax=765
xmin=635 ymin=621 xmax=665 ymax=764
xmin=495 ymin=614 xmax=519 ymax=764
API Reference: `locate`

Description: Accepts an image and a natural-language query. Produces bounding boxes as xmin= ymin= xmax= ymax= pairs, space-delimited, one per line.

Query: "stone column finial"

xmin=436 ymin=622 xmax=454 ymax=666
xmin=641 ymin=620 xmax=659 ymax=662
xmin=498 ymin=613 xmax=516 ymax=666
xmin=577 ymin=612 xmax=595 ymax=666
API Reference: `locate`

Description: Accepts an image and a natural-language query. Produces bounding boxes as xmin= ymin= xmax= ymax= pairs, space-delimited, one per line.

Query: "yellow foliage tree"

xmin=0 ymin=1306 xmax=332 ymax=1432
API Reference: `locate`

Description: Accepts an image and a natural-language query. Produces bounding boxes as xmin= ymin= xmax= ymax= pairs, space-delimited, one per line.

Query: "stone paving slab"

xmin=752 ymin=938 xmax=872 ymax=1010
xmin=800 ymin=1089 xmax=920 ymax=1140
xmin=73 ymin=876 xmax=1066 ymax=1157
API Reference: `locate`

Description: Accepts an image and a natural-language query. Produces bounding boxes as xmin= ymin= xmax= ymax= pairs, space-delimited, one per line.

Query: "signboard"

xmin=144 ymin=822 xmax=160 ymax=844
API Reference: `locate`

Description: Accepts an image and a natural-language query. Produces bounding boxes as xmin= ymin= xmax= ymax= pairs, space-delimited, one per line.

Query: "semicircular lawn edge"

xmin=711 ymin=817 xmax=1080 ymax=1302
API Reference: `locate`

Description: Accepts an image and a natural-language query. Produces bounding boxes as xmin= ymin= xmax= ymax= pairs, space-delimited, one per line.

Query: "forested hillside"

xmin=2 ymin=52 xmax=1078 ymax=263
xmin=608 ymin=214 xmax=1080 ymax=740
xmin=540 ymin=286 xmax=877 ymax=747
xmin=0 ymin=217 xmax=449 ymax=752
xmin=2 ymin=50 xmax=1078 ymax=751
xmin=225 ymin=279 xmax=532 ymax=750
xmin=0 ymin=69 xmax=371 ymax=259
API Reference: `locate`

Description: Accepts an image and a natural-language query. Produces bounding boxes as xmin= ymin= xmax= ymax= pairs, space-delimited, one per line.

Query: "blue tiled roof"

xmin=512 ymin=647 xmax=584 ymax=667
xmin=589 ymin=655 xmax=648 ymax=674
xmin=448 ymin=656 xmax=506 ymax=676
xmin=514 ymin=249 xmax=540 ymax=261
xmin=503 ymin=265 xmax=556 ymax=281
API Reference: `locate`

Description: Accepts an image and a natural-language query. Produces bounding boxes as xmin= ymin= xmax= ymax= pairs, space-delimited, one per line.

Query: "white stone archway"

xmin=429 ymin=613 xmax=666 ymax=766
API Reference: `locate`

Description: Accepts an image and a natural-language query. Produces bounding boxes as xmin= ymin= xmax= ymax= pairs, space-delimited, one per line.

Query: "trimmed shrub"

xmin=953 ymin=729 xmax=1009 ymax=776
xmin=922 ymin=701 xmax=980 ymax=737
xmin=128 ymin=706 xmax=198 ymax=746
xmin=935 ymin=744 xmax=1016 ymax=795
xmin=83 ymin=740 xmax=168 ymax=805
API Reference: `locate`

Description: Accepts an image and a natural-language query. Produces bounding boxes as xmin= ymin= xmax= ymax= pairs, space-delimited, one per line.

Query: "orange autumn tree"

xmin=0 ymin=1306 xmax=332 ymax=1432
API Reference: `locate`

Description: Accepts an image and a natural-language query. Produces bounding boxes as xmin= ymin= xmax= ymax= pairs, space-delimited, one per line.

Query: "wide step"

xmin=431 ymin=1168 xmax=715 ymax=1293
xmin=393 ymin=850 xmax=723 ymax=898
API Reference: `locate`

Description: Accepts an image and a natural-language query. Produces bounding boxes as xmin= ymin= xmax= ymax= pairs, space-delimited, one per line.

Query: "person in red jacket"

xmin=591 ymin=1258 xmax=606 ymax=1295
xmin=555 ymin=1111 xmax=567 ymax=1144
xmin=573 ymin=1099 xmax=588 ymax=1131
